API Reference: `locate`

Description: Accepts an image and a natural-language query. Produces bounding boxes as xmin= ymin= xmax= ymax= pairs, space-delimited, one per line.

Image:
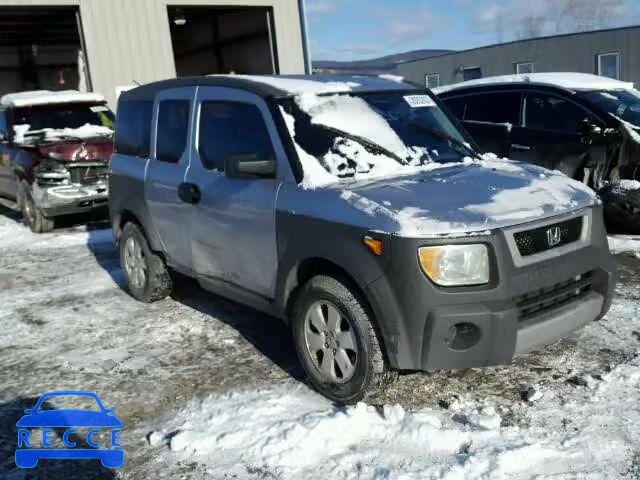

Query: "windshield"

xmin=278 ymin=91 xmax=474 ymax=183
xmin=577 ymin=89 xmax=640 ymax=127
xmin=13 ymin=103 xmax=115 ymax=132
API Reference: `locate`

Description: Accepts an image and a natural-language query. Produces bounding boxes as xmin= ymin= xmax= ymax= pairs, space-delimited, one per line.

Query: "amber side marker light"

xmin=363 ymin=236 xmax=384 ymax=256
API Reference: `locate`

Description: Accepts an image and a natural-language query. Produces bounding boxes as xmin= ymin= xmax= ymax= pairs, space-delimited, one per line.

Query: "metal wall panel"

xmin=397 ymin=27 xmax=640 ymax=90
xmin=0 ymin=0 xmax=305 ymax=106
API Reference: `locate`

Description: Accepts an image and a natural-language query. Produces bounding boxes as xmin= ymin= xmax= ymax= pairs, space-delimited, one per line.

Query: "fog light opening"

xmin=445 ymin=322 xmax=481 ymax=351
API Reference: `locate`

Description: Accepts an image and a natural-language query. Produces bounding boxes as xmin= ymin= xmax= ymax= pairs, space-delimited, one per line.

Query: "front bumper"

xmin=33 ymin=183 xmax=109 ymax=217
xmin=365 ymin=206 xmax=617 ymax=371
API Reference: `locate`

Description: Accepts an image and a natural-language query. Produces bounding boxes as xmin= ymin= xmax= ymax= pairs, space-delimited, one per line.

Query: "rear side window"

xmin=464 ymin=92 xmax=520 ymax=125
xmin=114 ymin=101 xmax=152 ymax=157
xmin=156 ymin=100 xmax=190 ymax=163
xmin=198 ymin=101 xmax=274 ymax=172
xmin=525 ymin=94 xmax=590 ymax=133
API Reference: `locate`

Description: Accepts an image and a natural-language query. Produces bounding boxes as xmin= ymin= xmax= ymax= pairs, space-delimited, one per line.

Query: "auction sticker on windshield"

xmin=404 ymin=95 xmax=436 ymax=108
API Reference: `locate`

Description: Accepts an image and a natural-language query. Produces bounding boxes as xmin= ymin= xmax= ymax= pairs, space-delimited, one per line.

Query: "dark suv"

xmin=436 ymin=73 xmax=640 ymax=231
xmin=109 ymin=75 xmax=615 ymax=403
xmin=0 ymin=90 xmax=114 ymax=232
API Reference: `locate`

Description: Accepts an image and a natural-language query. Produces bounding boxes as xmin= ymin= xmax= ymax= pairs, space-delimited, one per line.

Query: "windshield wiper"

xmin=315 ymin=124 xmax=408 ymax=165
xmin=404 ymin=118 xmax=483 ymax=161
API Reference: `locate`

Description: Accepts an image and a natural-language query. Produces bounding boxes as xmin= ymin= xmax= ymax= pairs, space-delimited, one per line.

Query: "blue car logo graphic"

xmin=15 ymin=391 xmax=123 ymax=468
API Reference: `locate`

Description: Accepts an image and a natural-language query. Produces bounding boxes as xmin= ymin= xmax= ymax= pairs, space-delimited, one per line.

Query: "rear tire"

xmin=291 ymin=275 xmax=396 ymax=404
xmin=120 ymin=222 xmax=172 ymax=302
xmin=19 ymin=180 xmax=54 ymax=233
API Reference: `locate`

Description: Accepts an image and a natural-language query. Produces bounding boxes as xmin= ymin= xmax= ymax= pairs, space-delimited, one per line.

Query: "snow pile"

xmin=13 ymin=123 xmax=113 ymax=143
xmin=0 ymin=90 xmax=105 ymax=108
xmin=165 ymin=355 xmax=640 ymax=479
xmin=608 ymin=235 xmax=640 ymax=254
xmin=463 ymin=174 xmax=590 ymax=221
xmin=378 ymin=74 xmax=405 ymax=83
xmin=617 ymin=179 xmax=640 ymax=191
xmin=434 ymin=72 xmax=635 ymax=95
xmin=0 ymin=218 xmax=113 ymax=250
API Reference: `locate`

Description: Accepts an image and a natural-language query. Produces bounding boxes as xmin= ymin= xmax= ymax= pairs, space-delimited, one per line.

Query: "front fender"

xmin=274 ymin=210 xmax=394 ymax=339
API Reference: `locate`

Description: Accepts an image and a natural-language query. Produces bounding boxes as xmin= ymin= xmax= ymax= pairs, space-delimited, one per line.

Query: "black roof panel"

xmin=120 ymin=74 xmax=421 ymax=103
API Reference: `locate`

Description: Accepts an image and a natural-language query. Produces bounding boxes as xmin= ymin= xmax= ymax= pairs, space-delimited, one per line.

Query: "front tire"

xmin=19 ymin=181 xmax=54 ymax=233
xmin=120 ymin=222 xmax=172 ymax=302
xmin=291 ymin=275 xmax=395 ymax=404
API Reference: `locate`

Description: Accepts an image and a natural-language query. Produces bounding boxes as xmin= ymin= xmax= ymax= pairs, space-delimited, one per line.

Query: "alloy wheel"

xmin=304 ymin=300 xmax=358 ymax=383
xmin=123 ymin=237 xmax=147 ymax=289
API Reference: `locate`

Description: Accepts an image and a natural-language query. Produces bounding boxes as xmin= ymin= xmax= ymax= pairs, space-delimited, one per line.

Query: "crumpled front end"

xmin=30 ymin=142 xmax=111 ymax=216
xmin=593 ymin=123 xmax=640 ymax=232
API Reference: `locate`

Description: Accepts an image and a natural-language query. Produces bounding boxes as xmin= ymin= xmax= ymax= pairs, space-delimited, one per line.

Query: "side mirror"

xmin=225 ymin=153 xmax=276 ymax=179
xmin=579 ymin=119 xmax=602 ymax=137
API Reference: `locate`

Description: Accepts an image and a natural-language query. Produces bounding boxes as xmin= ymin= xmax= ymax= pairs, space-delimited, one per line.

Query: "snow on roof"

xmin=0 ymin=90 xmax=106 ymax=108
xmin=434 ymin=73 xmax=635 ymax=95
xmin=225 ymin=75 xmax=361 ymax=95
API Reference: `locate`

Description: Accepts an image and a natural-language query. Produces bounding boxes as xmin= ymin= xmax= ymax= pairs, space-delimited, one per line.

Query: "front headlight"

xmin=419 ymin=244 xmax=490 ymax=286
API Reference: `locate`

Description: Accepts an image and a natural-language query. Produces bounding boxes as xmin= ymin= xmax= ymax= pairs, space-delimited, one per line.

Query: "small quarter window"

xmin=515 ymin=62 xmax=534 ymax=74
xmin=114 ymin=101 xmax=153 ymax=157
xmin=156 ymin=100 xmax=190 ymax=163
xmin=597 ymin=52 xmax=620 ymax=80
xmin=198 ymin=101 xmax=274 ymax=172
xmin=463 ymin=67 xmax=482 ymax=81
xmin=425 ymin=73 xmax=440 ymax=89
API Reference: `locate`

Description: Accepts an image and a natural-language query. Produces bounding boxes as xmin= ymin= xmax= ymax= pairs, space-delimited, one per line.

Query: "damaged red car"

xmin=0 ymin=90 xmax=114 ymax=232
xmin=435 ymin=73 xmax=640 ymax=233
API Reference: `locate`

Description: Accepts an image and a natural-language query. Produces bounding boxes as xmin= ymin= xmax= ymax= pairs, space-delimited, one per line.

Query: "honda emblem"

xmin=546 ymin=226 xmax=562 ymax=247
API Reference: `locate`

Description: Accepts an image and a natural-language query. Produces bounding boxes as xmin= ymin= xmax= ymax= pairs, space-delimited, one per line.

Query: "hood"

xmin=336 ymin=161 xmax=597 ymax=237
xmin=37 ymin=139 xmax=113 ymax=163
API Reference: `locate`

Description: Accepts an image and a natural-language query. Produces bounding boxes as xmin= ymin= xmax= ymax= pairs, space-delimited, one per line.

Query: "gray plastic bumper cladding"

xmin=365 ymin=207 xmax=616 ymax=371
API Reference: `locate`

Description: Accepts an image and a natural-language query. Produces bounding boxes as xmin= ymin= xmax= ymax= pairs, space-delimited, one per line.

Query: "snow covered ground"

xmin=0 ymin=202 xmax=638 ymax=479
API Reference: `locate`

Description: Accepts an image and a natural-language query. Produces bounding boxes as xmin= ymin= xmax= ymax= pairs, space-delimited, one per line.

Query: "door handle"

xmin=178 ymin=182 xmax=201 ymax=204
xmin=511 ymin=143 xmax=531 ymax=152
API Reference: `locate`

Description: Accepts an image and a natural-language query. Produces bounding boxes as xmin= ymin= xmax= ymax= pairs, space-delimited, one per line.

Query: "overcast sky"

xmin=307 ymin=0 xmax=640 ymax=61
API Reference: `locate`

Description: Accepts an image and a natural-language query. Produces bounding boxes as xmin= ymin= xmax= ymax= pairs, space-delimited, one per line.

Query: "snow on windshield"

xmin=13 ymin=123 xmax=113 ymax=144
xmin=282 ymin=93 xmax=466 ymax=188
xmin=281 ymin=93 xmax=527 ymax=189
xmin=296 ymin=93 xmax=410 ymax=157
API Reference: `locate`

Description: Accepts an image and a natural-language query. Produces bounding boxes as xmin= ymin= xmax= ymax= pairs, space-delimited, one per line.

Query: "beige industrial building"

xmin=0 ymin=0 xmax=309 ymax=106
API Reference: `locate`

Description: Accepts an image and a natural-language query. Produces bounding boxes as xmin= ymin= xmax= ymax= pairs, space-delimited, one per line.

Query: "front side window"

xmin=516 ymin=62 xmax=534 ymax=74
xmin=114 ymin=101 xmax=153 ymax=157
xmin=463 ymin=67 xmax=482 ymax=81
xmin=278 ymin=91 xmax=475 ymax=182
xmin=464 ymin=92 xmax=520 ymax=125
xmin=525 ymin=94 xmax=591 ymax=133
xmin=598 ymin=52 xmax=620 ymax=80
xmin=156 ymin=100 xmax=190 ymax=163
xmin=578 ymin=89 xmax=640 ymax=127
xmin=198 ymin=101 xmax=274 ymax=172
xmin=426 ymin=73 xmax=440 ymax=89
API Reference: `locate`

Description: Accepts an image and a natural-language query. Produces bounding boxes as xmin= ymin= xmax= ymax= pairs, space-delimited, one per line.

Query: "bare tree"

xmin=545 ymin=0 xmax=625 ymax=33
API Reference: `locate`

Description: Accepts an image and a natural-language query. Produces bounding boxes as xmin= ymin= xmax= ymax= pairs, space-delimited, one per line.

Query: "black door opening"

xmin=167 ymin=6 xmax=277 ymax=76
xmin=0 ymin=7 xmax=88 ymax=96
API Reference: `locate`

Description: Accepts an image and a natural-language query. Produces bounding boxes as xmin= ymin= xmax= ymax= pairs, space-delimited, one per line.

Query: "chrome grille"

xmin=68 ymin=164 xmax=108 ymax=186
xmin=514 ymin=217 xmax=583 ymax=257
